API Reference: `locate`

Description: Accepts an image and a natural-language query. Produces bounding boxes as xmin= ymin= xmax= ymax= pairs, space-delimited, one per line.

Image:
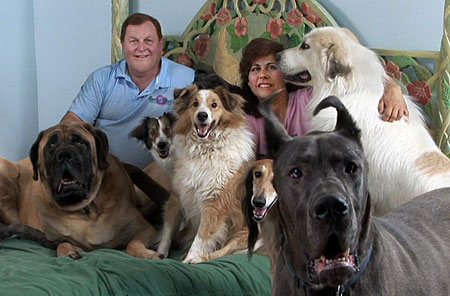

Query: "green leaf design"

xmin=287 ymin=34 xmax=301 ymax=48
xmin=390 ymin=55 xmax=417 ymax=69
xmin=441 ymin=76 xmax=450 ymax=108
xmin=283 ymin=22 xmax=292 ymax=34
xmin=424 ymin=99 xmax=433 ymax=117
xmin=400 ymin=72 xmax=411 ymax=86
xmin=260 ymin=31 xmax=273 ymax=39
xmin=226 ymin=23 xmax=235 ymax=35
xmin=230 ymin=34 xmax=241 ymax=52
xmin=411 ymin=64 xmax=432 ymax=81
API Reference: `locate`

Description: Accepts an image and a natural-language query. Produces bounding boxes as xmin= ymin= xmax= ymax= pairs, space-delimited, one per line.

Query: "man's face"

xmin=122 ymin=21 xmax=164 ymax=78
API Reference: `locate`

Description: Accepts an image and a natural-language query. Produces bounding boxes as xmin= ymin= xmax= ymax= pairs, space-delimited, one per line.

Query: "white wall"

xmin=130 ymin=0 xmax=205 ymax=36
xmin=33 ymin=0 xmax=111 ymax=130
xmin=0 ymin=1 xmax=38 ymax=161
xmin=0 ymin=0 xmax=446 ymax=161
xmin=319 ymin=0 xmax=444 ymax=51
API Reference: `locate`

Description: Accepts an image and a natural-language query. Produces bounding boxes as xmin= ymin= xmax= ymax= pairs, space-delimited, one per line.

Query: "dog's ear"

xmin=214 ymin=86 xmax=244 ymax=112
xmin=242 ymin=165 xmax=260 ymax=254
xmin=174 ymin=84 xmax=198 ymax=115
xmin=325 ymin=43 xmax=351 ymax=81
xmin=257 ymin=90 xmax=292 ymax=155
xmin=129 ymin=117 xmax=149 ymax=143
xmin=83 ymin=123 xmax=110 ymax=170
xmin=164 ymin=112 xmax=178 ymax=125
xmin=313 ymin=96 xmax=362 ymax=146
xmin=29 ymin=131 xmax=45 ymax=181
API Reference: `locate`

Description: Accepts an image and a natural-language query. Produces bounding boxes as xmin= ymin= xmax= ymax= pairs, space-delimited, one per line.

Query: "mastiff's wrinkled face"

xmin=30 ymin=122 xmax=109 ymax=212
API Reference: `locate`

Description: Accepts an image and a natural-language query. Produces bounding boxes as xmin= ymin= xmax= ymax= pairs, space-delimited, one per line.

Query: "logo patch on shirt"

xmin=149 ymin=95 xmax=169 ymax=105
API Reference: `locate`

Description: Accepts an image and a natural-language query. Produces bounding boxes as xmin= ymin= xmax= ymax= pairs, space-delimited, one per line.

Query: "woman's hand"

xmin=378 ymin=77 xmax=409 ymax=122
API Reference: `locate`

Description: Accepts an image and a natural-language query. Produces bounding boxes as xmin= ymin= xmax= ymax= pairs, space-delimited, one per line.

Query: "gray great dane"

xmin=251 ymin=95 xmax=450 ymax=295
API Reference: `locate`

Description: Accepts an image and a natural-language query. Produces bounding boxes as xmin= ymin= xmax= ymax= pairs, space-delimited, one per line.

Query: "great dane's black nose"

xmin=56 ymin=149 xmax=74 ymax=162
xmin=197 ymin=112 xmax=208 ymax=122
xmin=313 ymin=196 xmax=349 ymax=222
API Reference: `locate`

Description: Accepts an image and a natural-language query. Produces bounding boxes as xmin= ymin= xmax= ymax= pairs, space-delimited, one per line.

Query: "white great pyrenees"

xmin=277 ymin=26 xmax=450 ymax=216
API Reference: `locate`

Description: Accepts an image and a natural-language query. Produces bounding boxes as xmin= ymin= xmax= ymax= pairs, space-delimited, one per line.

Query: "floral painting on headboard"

xmin=163 ymin=0 xmax=337 ymax=85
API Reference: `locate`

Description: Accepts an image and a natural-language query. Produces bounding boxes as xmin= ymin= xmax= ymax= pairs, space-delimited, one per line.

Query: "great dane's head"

xmin=30 ymin=122 xmax=109 ymax=212
xmin=258 ymin=95 xmax=372 ymax=290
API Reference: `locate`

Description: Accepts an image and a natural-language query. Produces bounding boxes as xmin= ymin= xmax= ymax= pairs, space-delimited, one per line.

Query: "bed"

xmin=2 ymin=0 xmax=450 ymax=295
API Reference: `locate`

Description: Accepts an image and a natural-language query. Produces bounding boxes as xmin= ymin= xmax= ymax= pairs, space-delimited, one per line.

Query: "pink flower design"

xmin=301 ymin=2 xmax=323 ymax=23
xmin=200 ymin=2 xmax=217 ymax=21
xmin=216 ymin=8 xmax=231 ymax=26
xmin=407 ymin=80 xmax=432 ymax=105
xmin=194 ymin=34 xmax=211 ymax=61
xmin=287 ymin=8 xmax=303 ymax=27
xmin=176 ymin=52 xmax=193 ymax=68
xmin=234 ymin=17 xmax=248 ymax=37
xmin=253 ymin=0 xmax=266 ymax=4
xmin=385 ymin=61 xmax=402 ymax=80
xmin=266 ymin=18 xmax=284 ymax=39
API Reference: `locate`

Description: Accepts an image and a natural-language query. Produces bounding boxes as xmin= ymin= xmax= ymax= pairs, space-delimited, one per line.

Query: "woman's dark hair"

xmin=120 ymin=13 xmax=163 ymax=42
xmin=239 ymin=38 xmax=285 ymax=117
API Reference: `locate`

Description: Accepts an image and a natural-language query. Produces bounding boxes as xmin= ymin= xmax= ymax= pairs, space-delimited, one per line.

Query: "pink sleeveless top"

xmin=247 ymin=87 xmax=313 ymax=158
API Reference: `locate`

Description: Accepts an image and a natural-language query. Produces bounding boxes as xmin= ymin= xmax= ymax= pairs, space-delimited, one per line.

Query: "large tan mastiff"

xmin=0 ymin=122 xmax=168 ymax=259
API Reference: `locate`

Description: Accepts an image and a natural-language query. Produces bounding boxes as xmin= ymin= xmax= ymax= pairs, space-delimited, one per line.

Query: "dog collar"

xmin=280 ymin=230 xmax=373 ymax=296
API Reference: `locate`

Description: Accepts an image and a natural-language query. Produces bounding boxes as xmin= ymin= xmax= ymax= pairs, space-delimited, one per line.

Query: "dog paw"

xmin=133 ymin=248 xmax=163 ymax=259
xmin=182 ymin=256 xmax=206 ymax=264
xmin=57 ymin=242 xmax=83 ymax=259
xmin=157 ymin=253 xmax=167 ymax=259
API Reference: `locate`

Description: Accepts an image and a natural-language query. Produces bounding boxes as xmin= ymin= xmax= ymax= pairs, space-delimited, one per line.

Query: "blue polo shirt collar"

xmin=115 ymin=57 xmax=171 ymax=90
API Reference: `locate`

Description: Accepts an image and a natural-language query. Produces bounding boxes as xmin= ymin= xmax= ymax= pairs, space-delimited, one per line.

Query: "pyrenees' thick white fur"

xmin=277 ymin=26 xmax=450 ymax=216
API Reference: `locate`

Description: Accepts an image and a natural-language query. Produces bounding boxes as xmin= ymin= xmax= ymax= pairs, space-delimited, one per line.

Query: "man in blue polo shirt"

xmin=62 ymin=13 xmax=194 ymax=168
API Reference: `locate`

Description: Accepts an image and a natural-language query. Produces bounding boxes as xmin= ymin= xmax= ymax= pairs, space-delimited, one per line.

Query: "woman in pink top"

xmin=239 ymin=38 xmax=408 ymax=159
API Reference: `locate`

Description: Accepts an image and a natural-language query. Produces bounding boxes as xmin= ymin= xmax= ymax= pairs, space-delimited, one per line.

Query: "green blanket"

xmin=0 ymin=239 xmax=271 ymax=296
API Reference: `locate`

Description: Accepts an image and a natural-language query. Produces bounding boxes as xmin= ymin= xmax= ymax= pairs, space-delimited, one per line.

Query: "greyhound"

xmin=249 ymin=95 xmax=450 ymax=295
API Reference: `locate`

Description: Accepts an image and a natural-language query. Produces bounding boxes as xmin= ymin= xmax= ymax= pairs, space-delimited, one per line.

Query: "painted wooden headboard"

xmin=111 ymin=0 xmax=450 ymax=156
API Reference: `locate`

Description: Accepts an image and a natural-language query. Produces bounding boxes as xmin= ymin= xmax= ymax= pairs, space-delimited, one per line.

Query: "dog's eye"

xmin=254 ymin=171 xmax=262 ymax=178
xmin=300 ymin=42 xmax=310 ymax=50
xmin=164 ymin=128 xmax=172 ymax=135
xmin=150 ymin=129 xmax=156 ymax=136
xmin=345 ymin=162 xmax=358 ymax=174
xmin=211 ymin=102 xmax=217 ymax=108
xmin=75 ymin=139 xmax=85 ymax=147
xmin=193 ymin=101 xmax=199 ymax=107
xmin=289 ymin=167 xmax=303 ymax=179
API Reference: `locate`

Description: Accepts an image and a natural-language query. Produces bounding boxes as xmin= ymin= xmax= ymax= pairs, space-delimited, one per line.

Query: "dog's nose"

xmin=157 ymin=142 xmax=167 ymax=149
xmin=197 ymin=112 xmax=208 ymax=122
xmin=56 ymin=149 xmax=74 ymax=162
xmin=313 ymin=196 xmax=349 ymax=222
xmin=252 ymin=197 xmax=266 ymax=209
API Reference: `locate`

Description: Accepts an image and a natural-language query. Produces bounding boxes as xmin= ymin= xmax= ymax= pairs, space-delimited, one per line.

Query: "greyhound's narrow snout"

xmin=313 ymin=195 xmax=349 ymax=222
xmin=197 ymin=112 xmax=208 ymax=122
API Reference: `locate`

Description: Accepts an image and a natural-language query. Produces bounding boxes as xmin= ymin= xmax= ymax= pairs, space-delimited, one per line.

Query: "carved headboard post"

xmin=111 ymin=0 xmax=129 ymax=64
xmin=436 ymin=0 xmax=450 ymax=155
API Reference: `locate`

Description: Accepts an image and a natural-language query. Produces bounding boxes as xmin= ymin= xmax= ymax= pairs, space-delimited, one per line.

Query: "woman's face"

xmin=247 ymin=54 xmax=286 ymax=101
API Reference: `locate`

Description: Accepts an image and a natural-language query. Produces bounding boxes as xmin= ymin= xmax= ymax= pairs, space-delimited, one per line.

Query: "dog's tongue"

xmin=253 ymin=208 xmax=267 ymax=219
xmin=198 ymin=125 xmax=209 ymax=137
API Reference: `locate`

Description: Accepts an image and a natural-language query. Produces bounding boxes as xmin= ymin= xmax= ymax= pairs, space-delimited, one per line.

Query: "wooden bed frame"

xmin=111 ymin=0 xmax=450 ymax=156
